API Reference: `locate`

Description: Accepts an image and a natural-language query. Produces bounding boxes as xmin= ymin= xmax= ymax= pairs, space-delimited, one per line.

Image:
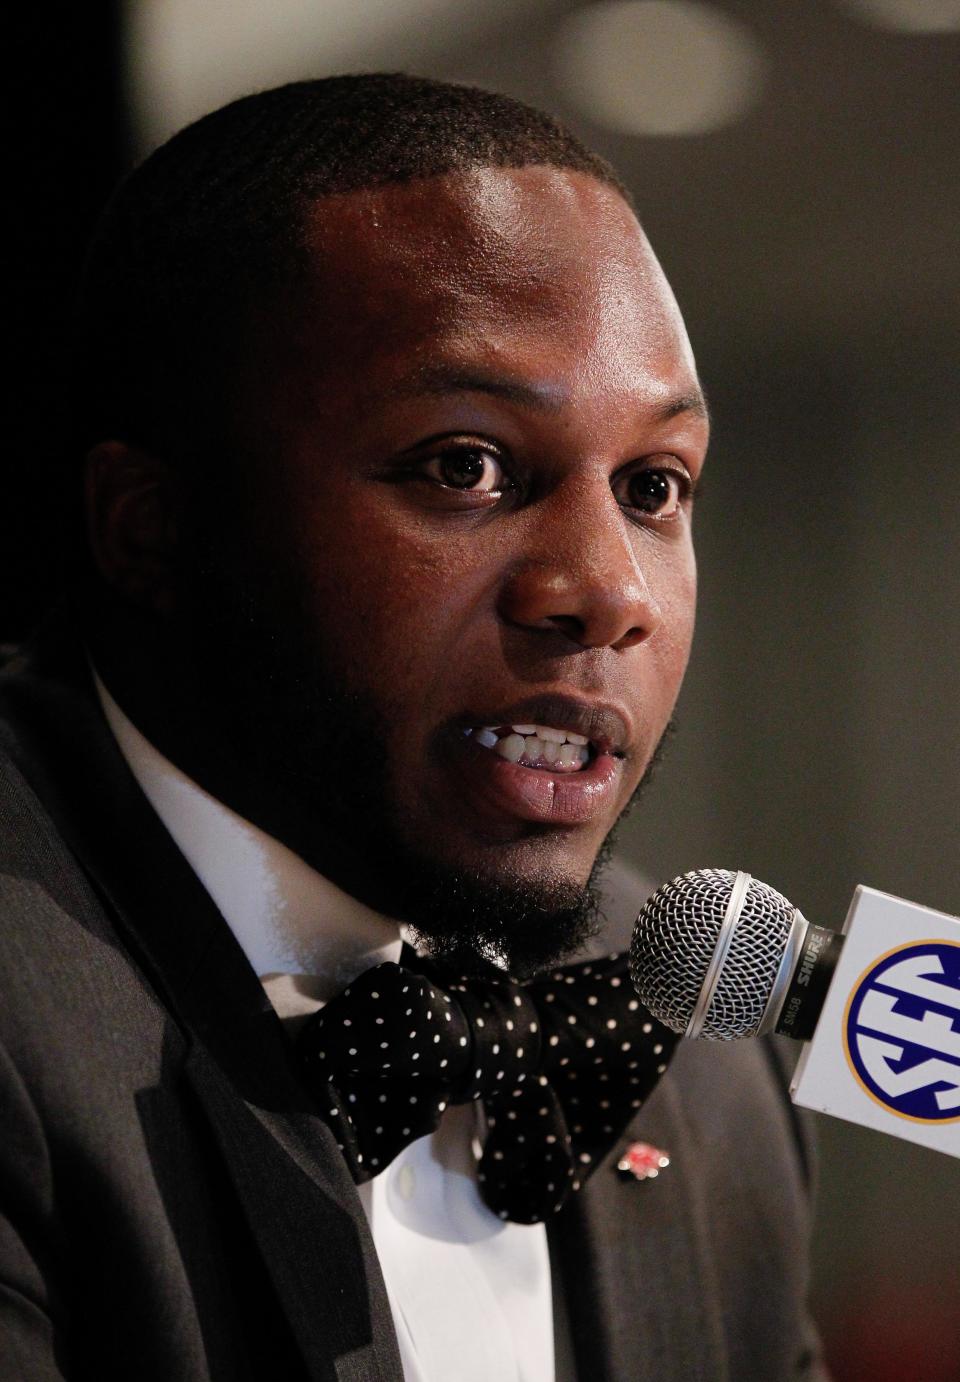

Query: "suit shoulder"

xmin=0 ymin=746 xmax=105 ymax=941
xmin=0 ymin=745 xmax=170 ymax=1088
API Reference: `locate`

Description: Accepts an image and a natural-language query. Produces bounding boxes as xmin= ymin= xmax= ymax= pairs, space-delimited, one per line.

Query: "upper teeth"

xmin=467 ymin=723 xmax=591 ymax=768
xmin=490 ymin=723 xmax=589 ymax=745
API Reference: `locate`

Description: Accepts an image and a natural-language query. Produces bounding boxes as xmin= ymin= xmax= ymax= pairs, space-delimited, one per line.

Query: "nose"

xmin=497 ymin=481 xmax=662 ymax=651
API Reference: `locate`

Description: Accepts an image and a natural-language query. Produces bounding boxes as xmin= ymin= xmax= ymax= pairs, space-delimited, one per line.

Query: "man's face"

xmin=181 ymin=165 xmax=707 ymax=965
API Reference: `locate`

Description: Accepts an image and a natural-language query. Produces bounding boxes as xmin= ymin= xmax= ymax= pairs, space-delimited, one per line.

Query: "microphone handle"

xmin=775 ymin=923 xmax=845 ymax=1041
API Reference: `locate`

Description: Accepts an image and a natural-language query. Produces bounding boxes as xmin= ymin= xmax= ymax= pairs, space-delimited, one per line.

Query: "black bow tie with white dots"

xmin=297 ymin=952 xmax=677 ymax=1224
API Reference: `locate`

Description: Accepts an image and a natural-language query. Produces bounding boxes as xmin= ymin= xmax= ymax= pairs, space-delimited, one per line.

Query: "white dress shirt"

xmin=94 ymin=676 xmax=555 ymax=1382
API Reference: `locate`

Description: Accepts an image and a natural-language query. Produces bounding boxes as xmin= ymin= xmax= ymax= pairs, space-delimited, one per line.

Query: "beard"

xmin=399 ymin=841 xmax=609 ymax=980
xmin=176 ymin=526 xmax=670 ymax=979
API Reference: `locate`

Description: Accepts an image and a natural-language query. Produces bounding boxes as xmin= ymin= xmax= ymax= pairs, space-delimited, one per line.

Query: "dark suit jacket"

xmin=0 ymin=622 xmax=825 ymax=1380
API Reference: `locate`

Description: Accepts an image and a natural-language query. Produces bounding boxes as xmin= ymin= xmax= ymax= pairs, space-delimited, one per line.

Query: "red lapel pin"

xmin=617 ymin=1141 xmax=670 ymax=1181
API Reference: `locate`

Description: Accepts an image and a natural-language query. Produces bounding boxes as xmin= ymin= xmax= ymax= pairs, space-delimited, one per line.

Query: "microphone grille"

xmin=629 ymin=869 xmax=796 ymax=1040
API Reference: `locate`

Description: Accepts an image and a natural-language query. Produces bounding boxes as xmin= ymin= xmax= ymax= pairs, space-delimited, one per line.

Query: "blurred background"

xmin=10 ymin=0 xmax=959 ymax=1375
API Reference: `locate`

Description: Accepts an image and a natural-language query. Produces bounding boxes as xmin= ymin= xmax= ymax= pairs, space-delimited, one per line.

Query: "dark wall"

xmin=8 ymin=2 xmax=128 ymax=638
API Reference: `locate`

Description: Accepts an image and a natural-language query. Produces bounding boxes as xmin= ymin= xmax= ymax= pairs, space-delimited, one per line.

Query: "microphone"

xmin=629 ymin=869 xmax=843 ymax=1043
xmin=629 ymin=870 xmax=960 ymax=1158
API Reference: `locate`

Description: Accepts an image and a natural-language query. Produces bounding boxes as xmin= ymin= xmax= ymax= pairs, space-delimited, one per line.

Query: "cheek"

xmin=651 ymin=550 xmax=698 ymax=695
xmin=289 ymin=502 xmax=488 ymax=697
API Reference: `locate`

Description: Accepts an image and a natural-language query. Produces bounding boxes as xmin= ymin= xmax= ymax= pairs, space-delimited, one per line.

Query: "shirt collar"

xmin=93 ymin=672 xmax=403 ymax=1019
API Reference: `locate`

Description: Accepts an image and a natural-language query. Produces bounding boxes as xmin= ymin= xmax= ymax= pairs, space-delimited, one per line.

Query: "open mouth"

xmin=452 ymin=703 xmax=630 ymax=829
xmin=463 ymin=723 xmax=597 ymax=772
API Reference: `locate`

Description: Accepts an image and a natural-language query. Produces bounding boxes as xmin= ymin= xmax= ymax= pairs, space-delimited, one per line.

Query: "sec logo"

xmin=843 ymin=940 xmax=960 ymax=1123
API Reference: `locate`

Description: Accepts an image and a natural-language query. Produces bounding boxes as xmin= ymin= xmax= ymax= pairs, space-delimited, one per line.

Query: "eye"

xmin=421 ymin=445 xmax=507 ymax=495
xmin=616 ymin=466 xmax=688 ymax=519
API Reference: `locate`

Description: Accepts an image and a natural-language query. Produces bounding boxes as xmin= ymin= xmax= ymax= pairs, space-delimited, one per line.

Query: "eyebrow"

xmin=386 ymin=364 xmax=710 ymax=425
xmin=658 ymin=390 xmax=710 ymax=424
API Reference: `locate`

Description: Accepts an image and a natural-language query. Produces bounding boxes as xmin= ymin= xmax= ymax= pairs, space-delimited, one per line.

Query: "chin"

xmin=386 ymin=830 xmax=612 ymax=981
xmin=433 ymin=812 xmax=611 ymax=881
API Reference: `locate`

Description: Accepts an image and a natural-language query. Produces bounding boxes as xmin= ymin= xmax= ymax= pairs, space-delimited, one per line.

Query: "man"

xmin=0 ymin=75 xmax=823 ymax=1379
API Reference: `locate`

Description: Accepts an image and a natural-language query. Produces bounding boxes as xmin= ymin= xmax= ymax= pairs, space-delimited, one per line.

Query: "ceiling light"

xmin=552 ymin=0 xmax=767 ymax=137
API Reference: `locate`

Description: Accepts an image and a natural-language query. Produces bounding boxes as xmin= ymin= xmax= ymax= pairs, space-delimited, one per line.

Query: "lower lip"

xmin=449 ymin=732 xmax=626 ymax=831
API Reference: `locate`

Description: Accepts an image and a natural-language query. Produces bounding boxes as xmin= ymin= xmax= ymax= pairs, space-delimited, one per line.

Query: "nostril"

xmin=545 ymin=614 xmax=585 ymax=640
xmin=545 ymin=614 xmax=650 ymax=651
xmin=611 ymin=625 xmax=649 ymax=652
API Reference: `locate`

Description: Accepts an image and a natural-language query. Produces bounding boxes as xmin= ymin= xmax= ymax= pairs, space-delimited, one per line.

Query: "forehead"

xmin=291 ymin=166 xmax=697 ymax=400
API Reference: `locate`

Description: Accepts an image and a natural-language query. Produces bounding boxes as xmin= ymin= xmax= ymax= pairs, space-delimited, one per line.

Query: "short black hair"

xmin=76 ymin=72 xmax=627 ymax=455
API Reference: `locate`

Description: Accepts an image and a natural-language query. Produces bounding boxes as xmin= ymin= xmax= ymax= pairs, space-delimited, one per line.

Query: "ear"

xmin=84 ymin=441 xmax=181 ymax=616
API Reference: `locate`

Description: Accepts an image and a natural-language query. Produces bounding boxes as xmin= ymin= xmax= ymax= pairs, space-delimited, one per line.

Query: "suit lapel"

xmin=549 ymin=1069 xmax=728 ymax=1382
xmin=184 ymin=1045 xmax=404 ymax=1382
xmin=0 ymin=625 xmax=403 ymax=1381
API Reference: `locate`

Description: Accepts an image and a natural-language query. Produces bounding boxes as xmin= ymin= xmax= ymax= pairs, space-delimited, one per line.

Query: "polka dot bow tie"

xmin=297 ymin=952 xmax=677 ymax=1224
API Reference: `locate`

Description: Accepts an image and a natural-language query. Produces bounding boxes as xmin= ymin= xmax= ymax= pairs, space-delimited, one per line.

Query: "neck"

xmin=87 ymin=620 xmax=402 ymax=916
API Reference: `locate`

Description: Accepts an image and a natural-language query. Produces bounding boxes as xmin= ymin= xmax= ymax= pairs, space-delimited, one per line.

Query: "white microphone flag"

xmin=791 ymin=886 xmax=960 ymax=1156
